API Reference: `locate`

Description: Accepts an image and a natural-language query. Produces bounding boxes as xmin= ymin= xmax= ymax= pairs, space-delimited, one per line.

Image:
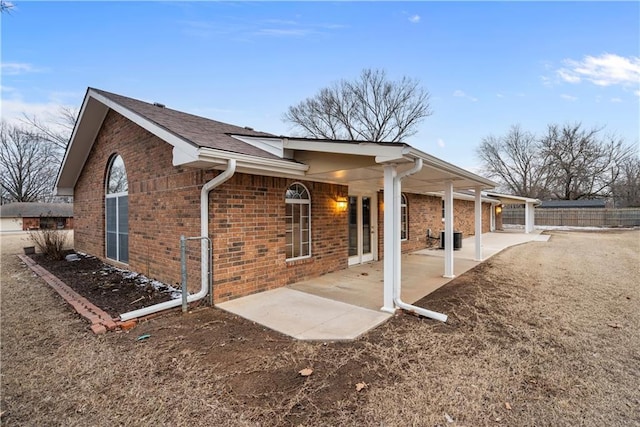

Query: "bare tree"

xmin=476 ymin=125 xmax=550 ymax=198
xmin=283 ymin=68 xmax=432 ymax=142
xmin=0 ymin=1 xmax=14 ymax=13
xmin=610 ymin=153 xmax=640 ymax=207
xmin=22 ymin=106 xmax=78 ymax=153
xmin=541 ymin=123 xmax=633 ymax=200
xmin=477 ymin=122 xmax=634 ymax=200
xmin=0 ymin=122 xmax=60 ymax=202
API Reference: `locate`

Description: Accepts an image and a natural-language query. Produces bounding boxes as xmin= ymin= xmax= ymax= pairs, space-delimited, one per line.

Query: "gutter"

xmin=119 ymin=159 xmax=237 ymax=321
xmin=393 ymin=158 xmax=448 ymax=322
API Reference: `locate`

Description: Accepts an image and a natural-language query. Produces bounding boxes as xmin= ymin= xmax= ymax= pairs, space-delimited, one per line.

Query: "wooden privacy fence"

xmin=503 ymin=208 xmax=640 ymax=227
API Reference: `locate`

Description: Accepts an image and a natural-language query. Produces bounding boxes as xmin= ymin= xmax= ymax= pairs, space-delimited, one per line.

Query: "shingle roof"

xmin=91 ymin=88 xmax=282 ymax=160
xmin=539 ymin=199 xmax=607 ymax=209
xmin=0 ymin=202 xmax=73 ymax=218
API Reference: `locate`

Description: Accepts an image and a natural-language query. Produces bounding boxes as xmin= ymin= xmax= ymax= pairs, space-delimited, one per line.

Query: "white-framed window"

xmin=285 ymin=183 xmax=311 ymax=260
xmin=401 ymin=193 xmax=408 ymax=241
xmin=105 ymin=155 xmax=129 ymax=263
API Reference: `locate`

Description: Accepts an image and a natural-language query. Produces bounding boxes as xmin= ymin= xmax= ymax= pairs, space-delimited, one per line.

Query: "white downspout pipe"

xmin=119 ymin=160 xmax=237 ymax=321
xmin=474 ymin=186 xmax=483 ymax=262
xmin=393 ymin=158 xmax=448 ymax=322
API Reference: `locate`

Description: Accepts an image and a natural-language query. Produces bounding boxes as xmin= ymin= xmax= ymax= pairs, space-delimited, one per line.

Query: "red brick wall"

xmin=376 ymin=192 xmax=494 ymax=256
xmin=74 ymin=110 xmax=348 ymax=302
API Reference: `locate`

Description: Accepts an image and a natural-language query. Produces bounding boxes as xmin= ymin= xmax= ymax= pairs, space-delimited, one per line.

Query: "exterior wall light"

xmin=496 ymin=205 xmax=502 ymax=214
xmin=335 ymin=197 xmax=348 ymax=212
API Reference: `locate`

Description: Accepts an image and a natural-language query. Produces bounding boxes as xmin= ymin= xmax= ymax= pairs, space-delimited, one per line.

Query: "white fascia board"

xmin=55 ymin=93 xmax=110 ymax=193
xmin=229 ymin=135 xmax=284 ymax=158
xmin=55 ymin=91 xmax=91 ymax=190
xmin=484 ymin=191 xmax=541 ymax=205
xmin=89 ymin=89 xmax=197 ymax=157
xmin=283 ymin=138 xmax=407 ymax=162
xmin=194 ymin=147 xmax=308 ymax=176
xmin=424 ymin=191 xmax=499 ymax=204
xmin=55 ymin=187 xmax=74 ymax=196
xmin=407 ymin=147 xmax=497 ymax=189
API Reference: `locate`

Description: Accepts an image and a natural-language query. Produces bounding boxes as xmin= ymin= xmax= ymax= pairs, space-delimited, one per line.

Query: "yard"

xmin=1 ymin=230 xmax=638 ymax=426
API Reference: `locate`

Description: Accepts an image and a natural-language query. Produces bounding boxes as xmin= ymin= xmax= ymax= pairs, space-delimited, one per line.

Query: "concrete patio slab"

xmin=217 ymin=287 xmax=391 ymax=341
xmin=218 ymin=230 xmax=549 ymax=340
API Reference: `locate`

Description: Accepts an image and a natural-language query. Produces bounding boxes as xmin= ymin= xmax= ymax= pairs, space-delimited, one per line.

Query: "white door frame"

xmin=348 ymin=193 xmax=378 ymax=266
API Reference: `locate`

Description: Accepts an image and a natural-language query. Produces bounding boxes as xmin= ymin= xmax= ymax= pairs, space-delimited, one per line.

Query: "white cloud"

xmin=556 ymin=53 xmax=640 ymax=87
xmin=634 ymin=90 xmax=640 ymax=97
xmin=560 ymin=94 xmax=578 ymax=101
xmin=496 ymin=93 xmax=504 ymax=98
xmin=610 ymin=97 xmax=623 ymax=103
xmin=0 ymin=96 xmax=75 ymax=130
xmin=453 ymin=89 xmax=477 ymax=102
xmin=408 ymin=15 xmax=420 ymax=24
xmin=1 ymin=62 xmax=38 ymax=75
xmin=255 ymin=28 xmax=314 ymax=37
xmin=437 ymin=138 xmax=445 ymax=148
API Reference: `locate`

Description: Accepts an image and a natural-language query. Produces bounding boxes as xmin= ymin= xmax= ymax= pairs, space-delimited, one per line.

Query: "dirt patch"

xmin=30 ymin=250 xmax=179 ymax=318
xmin=2 ymin=230 xmax=639 ymax=426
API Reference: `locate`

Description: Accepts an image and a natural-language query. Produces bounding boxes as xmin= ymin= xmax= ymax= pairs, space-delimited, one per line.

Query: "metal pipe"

xmin=119 ymin=160 xmax=237 ymax=322
xmin=181 ymin=235 xmax=187 ymax=312
xmin=394 ymin=158 xmax=448 ymax=322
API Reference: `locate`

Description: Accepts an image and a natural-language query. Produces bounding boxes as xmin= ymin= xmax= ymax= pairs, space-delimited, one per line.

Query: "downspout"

xmin=393 ymin=158 xmax=448 ymax=322
xmin=119 ymin=160 xmax=237 ymax=322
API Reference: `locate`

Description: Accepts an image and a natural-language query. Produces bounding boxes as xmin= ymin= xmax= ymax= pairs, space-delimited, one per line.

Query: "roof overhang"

xmin=485 ymin=192 xmax=541 ymax=206
xmin=281 ymin=138 xmax=497 ymax=193
xmin=55 ymin=89 xmax=308 ymax=195
xmin=55 ymin=88 xmax=496 ymax=196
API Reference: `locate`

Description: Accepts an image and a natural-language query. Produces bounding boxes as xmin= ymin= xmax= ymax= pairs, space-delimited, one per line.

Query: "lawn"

xmin=1 ymin=230 xmax=638 ymax=426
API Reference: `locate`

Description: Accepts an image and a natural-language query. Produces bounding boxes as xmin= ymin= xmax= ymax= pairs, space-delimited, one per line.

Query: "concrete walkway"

xmin=218 ymin=230 xmax=549 ymax=340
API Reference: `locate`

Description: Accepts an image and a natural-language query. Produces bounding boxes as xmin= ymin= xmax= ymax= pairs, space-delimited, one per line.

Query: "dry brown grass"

xmin=1 ymin=230 xmax=639 ymax=426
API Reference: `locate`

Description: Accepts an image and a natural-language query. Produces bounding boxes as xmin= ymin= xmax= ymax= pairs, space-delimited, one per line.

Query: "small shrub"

xmin=29 ymin=229 xmax=69 ymax=260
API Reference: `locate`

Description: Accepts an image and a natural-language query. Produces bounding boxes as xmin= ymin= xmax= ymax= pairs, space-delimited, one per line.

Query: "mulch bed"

xmin=30 ymin=250 xmax=180 ymax=318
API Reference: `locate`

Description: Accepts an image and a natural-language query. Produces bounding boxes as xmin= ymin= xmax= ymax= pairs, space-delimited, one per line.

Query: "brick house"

xmin=0 ymin=202 xmax=73 ymax=232
xmin=56 ymin=88 xmax=500 ymax=315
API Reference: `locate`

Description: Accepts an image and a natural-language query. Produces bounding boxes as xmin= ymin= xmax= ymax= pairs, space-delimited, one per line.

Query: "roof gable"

xmin=55 ymin=88 xmax=303 ymax=195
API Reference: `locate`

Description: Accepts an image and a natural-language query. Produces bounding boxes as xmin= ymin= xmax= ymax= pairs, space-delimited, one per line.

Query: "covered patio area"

xmin=218 ymin=230 xmax=549 ymax=340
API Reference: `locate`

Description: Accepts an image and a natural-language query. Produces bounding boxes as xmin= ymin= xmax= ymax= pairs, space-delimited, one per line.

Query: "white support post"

xmin=443 ymin=180 xmax=455 ymax=278
xmin=381 ymin=164 xmax=397 ymax=313
xmin=525 ymin=202 xmax=535 ymax=233
xmin=474 ymin=187 xmax=483 ymax=262
xmin=393 ymin=171 xmax=402 ymax=302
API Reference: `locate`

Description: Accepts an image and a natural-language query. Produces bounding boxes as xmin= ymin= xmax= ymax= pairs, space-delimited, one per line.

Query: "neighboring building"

xmin=0 ymin=202 xmax=74 ymax=232
xmin=538 ymin=199 xmax=608 ymax=209
xmin=55 ymin=88 xmax=499 ymax=308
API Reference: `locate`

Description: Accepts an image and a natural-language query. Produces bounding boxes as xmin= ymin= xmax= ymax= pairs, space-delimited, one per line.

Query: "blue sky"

xmin=2 ymin=1 xmax=639 ymax=171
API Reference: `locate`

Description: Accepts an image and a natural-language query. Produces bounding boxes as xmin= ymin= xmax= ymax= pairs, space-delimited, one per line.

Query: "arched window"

xmin=401 ymin=193 xmax=408 ymax=241
xmin=285 ymin=183 xmax=310 ymax=260
xmin=105 ymin=155 xmax=128 ymax=263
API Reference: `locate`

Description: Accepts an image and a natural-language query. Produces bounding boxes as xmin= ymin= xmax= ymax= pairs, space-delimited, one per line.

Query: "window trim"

xmin=105 ymin=154 xmax=129 ymax=264
xmin=400 ymin=193 xmax=408 ymax=241
xmin=285 ymin=182 xmax=311 ymax=261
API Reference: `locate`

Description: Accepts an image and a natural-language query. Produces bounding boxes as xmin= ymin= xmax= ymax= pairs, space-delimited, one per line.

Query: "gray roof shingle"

xmin=539 ymin=199 xmax=607 ymax=209
xmin=91 ymin=88 xmax=282 ymax=160
xmin=0 ymin=202 xmax=73 ymax=218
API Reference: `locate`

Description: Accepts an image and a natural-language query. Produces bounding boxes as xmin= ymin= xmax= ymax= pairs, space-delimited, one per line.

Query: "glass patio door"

xmin=348 ymin=194 xmax=376 ymax=265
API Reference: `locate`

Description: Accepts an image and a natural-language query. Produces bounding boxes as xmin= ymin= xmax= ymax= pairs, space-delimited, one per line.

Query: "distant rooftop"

xmin=0 ymin=202 xmax=73 ymax=218
xmin=538 ymin=199 xmax=607 ymax=209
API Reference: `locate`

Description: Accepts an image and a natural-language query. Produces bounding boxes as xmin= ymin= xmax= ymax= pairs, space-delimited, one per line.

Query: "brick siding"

xmin=377 ymin=192 xmax=494 ymax=256
xmin=74 ymin=110 xmax=495 ymax=303
xmin=74 ymin=110 xmax=348 ymax=302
